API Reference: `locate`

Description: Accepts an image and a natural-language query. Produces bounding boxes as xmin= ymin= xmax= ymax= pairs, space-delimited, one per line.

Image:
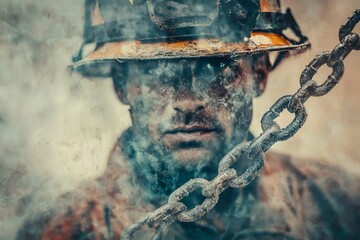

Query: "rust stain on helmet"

xmin=80 ymin=32 xmax=291 ymax=62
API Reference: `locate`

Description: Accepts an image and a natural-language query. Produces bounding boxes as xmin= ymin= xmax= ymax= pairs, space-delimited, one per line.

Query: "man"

xmin=18 ymin=0 xmax=360 ymax=239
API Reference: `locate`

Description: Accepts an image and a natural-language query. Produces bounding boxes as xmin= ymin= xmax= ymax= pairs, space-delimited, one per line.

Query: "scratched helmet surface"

xmin=72 ymin=0 xmax=310 ymax=77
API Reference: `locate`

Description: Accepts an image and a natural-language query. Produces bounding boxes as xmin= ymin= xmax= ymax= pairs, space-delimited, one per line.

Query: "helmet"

xmin=71 ymin=0 xmax=310 ymax=77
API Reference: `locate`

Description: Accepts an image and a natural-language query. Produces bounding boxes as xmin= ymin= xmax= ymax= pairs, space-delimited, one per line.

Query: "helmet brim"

xmin=70 ymin=32 xmax=310 ymax=77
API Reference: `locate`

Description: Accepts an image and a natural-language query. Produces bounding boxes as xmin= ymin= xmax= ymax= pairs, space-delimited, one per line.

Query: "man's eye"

xmin=220 ymin=67 xmax=238 ymax=85
xmin=205 ymin=61 xmax=227 ymax=71
xmin=149 ymin=86 xmax=173 ymax=96
xmin=145 ymin=76 xmax=175 ymax=90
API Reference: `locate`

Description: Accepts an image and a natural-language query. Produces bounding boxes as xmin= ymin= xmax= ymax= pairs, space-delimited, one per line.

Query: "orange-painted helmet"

xmin=71 ymin=0 xmax=310 ymax=77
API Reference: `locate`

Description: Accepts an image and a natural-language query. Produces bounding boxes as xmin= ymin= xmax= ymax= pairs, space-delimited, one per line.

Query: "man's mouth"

xmin=163 ymin=125 xmax=220 ymax=146
xmin=165 ymin=126 xmax=217 ymax=135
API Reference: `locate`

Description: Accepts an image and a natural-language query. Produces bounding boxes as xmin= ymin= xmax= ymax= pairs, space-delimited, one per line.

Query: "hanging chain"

xmin=121 ymin=9 xmax=360 ymax=240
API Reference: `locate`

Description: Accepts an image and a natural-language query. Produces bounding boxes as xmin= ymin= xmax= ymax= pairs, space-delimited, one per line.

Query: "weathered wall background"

xmin=0 ymin=1 xmax=359 ymax=239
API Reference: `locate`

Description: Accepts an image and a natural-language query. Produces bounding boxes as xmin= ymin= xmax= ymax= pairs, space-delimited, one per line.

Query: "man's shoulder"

xmin=247 ymin=151 xmax=360 ymax=237
xmin=263 ymin=151 xmax=360 ymax=219
xmin=264 ymin=151 xmax=360 ymax=188
xmin=16 ymin=180 xmax=107 ymax=239
xmin=16 ymin=138 xmax=131 ymax=240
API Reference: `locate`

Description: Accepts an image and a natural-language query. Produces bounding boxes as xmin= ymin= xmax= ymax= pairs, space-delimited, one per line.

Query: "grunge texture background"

xmin=0 ymin=0 xmax=359 ymax=239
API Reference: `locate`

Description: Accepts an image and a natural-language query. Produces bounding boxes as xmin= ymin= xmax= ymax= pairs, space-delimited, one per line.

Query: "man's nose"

xmin=172 ymin=92 xmax=205 ymax=114
xmin=172 ymin=62 xmax=205 ymax=114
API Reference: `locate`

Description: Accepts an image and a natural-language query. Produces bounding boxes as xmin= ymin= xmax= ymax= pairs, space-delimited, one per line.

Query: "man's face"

xmin=115 ymin=57 xmax=265 ymax=171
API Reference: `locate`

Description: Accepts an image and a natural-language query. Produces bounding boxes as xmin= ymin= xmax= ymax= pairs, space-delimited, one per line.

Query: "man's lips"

xmin=164 ymin=125 xmax=218 ymax=135
xmin=165 ymin=127 xmax=217 ymax=135
xmin=163 ymin=125 xmax=220 ymax=145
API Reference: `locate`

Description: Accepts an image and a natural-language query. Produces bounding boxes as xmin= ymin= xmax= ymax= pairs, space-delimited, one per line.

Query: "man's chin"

xmin=170 ymin=147 xmax=216 ymax=168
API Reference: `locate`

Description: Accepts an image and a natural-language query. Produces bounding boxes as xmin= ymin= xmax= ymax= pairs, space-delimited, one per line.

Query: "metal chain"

xmin=121 ymin=9 xmax=360 ymax=240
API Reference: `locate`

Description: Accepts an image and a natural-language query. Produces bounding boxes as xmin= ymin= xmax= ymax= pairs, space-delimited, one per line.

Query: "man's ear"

xmin=252 ymin=54 xmax=272 ymax=97
xmin=112 ymin=65 xmax=130 ymax=105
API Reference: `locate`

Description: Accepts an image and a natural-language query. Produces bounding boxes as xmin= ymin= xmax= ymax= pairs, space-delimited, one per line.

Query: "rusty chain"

xmin=121 ymin=9 xmax=360 ymax=240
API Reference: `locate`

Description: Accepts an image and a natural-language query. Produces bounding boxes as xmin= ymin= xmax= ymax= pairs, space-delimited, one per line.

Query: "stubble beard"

xmin=131 ymin=122 xmax=248 ymax=203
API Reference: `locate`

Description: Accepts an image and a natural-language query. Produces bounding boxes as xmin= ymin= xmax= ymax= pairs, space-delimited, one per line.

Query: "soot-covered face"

xmin=113 ymin=56 xmax=269 ymax=171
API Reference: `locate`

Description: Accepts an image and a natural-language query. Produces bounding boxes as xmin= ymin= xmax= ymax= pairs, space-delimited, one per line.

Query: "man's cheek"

xmin=208 ymin=95 xmax=244 ymax=113
xmin=144 ymin=105 xmax=167 ymax=142
xmin=216 ymin=109 xmax=235 ymax=139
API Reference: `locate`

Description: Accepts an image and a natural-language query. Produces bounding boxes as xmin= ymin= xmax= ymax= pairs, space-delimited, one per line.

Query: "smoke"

xmin=0 ymin=0 xmax=359 ymax=239
xmin=0 ymin=1 xmax=130 ymax=238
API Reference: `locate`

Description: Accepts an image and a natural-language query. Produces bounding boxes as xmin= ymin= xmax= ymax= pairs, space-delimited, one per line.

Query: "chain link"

xmin=121 ymin=9 xmax=360 ymax=240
